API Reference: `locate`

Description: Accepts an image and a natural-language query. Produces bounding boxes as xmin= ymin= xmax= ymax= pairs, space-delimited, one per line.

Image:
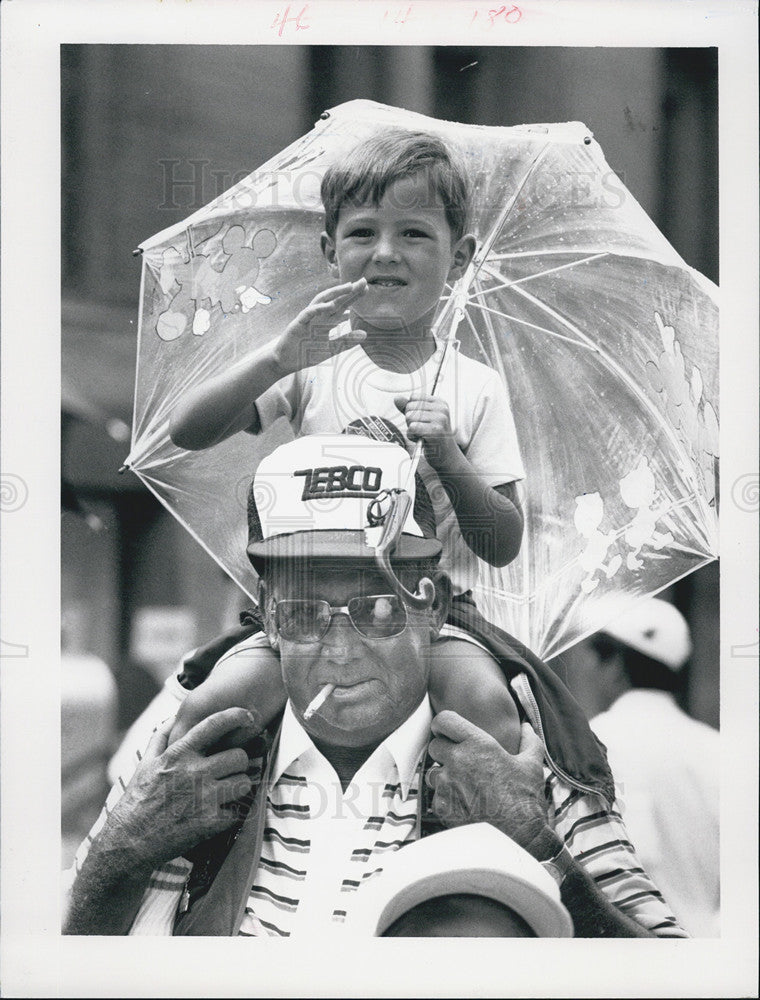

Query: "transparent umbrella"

xmin=124 ymin=99 xmax=718 ymax=659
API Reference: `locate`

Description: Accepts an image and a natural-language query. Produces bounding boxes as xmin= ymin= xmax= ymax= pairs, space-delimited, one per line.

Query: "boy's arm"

xmin=395 ymin=394 xmax=523 ymax=566
xmin=169 ymin=280 xmax=367 ymax=450
xmin=433 ymin=449 xmax=523 ymax=566
xmin=169 ymin=345 xmax=287 ymax=449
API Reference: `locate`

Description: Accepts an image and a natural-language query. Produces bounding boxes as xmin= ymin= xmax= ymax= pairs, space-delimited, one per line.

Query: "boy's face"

xmin=322 ymin=173 xmax=475 ymax=336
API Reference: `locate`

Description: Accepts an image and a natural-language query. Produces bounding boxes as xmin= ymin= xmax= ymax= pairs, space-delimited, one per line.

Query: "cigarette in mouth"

xmin=303 ymin=683 xmax=336 ymax=721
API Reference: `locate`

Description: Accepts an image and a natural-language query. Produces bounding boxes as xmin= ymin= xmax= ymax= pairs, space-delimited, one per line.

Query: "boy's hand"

xmin=273 ymin=279 xmax=368 ymax=375
xmin=394 ymin=393 xmax=459 ymax=469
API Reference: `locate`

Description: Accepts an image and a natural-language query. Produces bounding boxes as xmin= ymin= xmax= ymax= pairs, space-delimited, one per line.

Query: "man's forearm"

xmin=63 ymin=836 xmax=156 ymax=935
xmin=526 ymin=828 xmax=652 ymax=939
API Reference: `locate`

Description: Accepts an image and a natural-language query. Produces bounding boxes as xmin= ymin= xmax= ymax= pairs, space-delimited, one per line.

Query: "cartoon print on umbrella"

xmin=646 ymin=311 xmax=719 ymax=507
xmin=156 ymin=225 xmax=277 ymax=341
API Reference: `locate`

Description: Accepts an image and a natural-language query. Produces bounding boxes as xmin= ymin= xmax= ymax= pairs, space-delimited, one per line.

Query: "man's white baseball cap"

xmin=345 ymin=823 xmax=573 ymax=937
xmin=598 ymin=596 xmax=692 ymax=671
xmin=246 ymin=433 xmax=441 ymax=569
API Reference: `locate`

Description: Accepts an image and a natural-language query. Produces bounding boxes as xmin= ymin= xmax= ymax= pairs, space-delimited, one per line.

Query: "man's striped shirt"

xmin=67 ymin=668 xmax=687 ymax=937
xmin=238 ymin=697 xmax=430 ymax=937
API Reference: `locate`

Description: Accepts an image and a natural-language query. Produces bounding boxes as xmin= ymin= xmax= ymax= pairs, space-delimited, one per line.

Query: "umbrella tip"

xmin=118 ymin=463 xmax=129 ymax=475
xmin=319 ymin=111 xmax=330 ymax=121
xmin=132 ymin=247 xmax=143 ymax=257
xmin=583 ymin=136 xmax=592 ymax=145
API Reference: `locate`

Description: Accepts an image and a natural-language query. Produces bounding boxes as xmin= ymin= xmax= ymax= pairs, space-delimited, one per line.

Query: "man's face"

xmin=265 ymin=561 xmax=437 ymax=747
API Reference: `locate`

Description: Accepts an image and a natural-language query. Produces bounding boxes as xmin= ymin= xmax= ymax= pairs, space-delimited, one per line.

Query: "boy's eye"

xmin=403 ymin=228 xmax=429 ymax=238
xmin=347 ymin=228 xmax=374 ymax=239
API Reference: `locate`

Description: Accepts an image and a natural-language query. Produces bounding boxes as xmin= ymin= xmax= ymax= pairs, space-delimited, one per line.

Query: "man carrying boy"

xmin=167 ymin=128 xmax=527 ymax=752
xmin=64 ymin=434 xmax=686 ymax=938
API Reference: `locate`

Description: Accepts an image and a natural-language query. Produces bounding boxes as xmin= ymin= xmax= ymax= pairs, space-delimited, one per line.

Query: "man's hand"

xmin=426 ymin=712 xmax=551 ymax=856
xmin=273 ymin=279 xmax=367 ymax=374
xmin=98 ymin=707 xmax=263 ymax=870
xmin=426 ymin=712 xmax=658 ymax=937
xmin=394 ymin=393 xmax=459 ymax=470
xmin=63 ymin=707 xmax=263 ymax=935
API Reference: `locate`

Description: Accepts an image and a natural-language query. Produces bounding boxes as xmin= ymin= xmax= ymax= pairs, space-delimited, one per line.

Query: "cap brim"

xmin=376 ymin=870 xmax=574 ymax=938
xmin=247 ymin=530 xmax=441 ymax=570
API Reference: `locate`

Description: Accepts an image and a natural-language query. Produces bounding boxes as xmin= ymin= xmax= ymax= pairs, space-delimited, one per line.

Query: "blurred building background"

xmin=61 ymin=45 xmax=719 ymax=860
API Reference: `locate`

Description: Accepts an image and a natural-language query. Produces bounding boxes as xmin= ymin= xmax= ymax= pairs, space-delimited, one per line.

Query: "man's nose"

xmin=320 ymin=612 xmax=356 ymax=654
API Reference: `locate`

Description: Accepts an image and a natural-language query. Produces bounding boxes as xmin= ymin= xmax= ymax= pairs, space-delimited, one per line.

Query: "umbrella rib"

xmin=467 ymin=301 xmax=599 ymax=352
xmin=461 ymin=308 xmax=491 ymax=365
xmin=131 ymin=266 xmax=151 ymax=446
xmin=489 ymin=249 xmax=614 ymax=261
xmin=469 ymin=275 xmax=513 ymax=382
xmin=124 ymin=418 xmax=172 ymax=469
xmin=470 ymin=142 xmax=553 ymax=281
xmin=471 ymin=253 xmax=610 ymax=298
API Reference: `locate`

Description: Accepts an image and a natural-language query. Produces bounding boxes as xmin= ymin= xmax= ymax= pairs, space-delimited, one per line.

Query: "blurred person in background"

xmin=565 ymin=596 xmax=720 ymax=937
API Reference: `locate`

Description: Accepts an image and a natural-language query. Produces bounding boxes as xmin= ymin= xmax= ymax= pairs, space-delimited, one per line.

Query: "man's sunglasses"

xmin=274 ymin=595 xmax=408 ymax=643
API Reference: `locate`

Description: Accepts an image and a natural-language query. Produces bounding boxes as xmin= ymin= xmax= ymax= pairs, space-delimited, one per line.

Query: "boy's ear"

xmin=320 ymin=232 xmax=339 ymax=275
xmin=448 ymin=233 xmax=477 ymax=281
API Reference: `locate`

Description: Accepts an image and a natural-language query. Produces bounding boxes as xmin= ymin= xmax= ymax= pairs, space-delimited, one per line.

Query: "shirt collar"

xmin=271 ymin=696 xmax=432 ymax=801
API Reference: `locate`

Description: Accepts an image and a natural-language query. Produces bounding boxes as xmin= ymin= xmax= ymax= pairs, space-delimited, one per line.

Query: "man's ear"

xmin=320 ymin=232 xmax=339 ymax=276
xmin=258 ymin=580 xmax=279 ymax=651
xmin=427 ymin=570 xmax=453 ymax=639
xmin=448 ymin=233 xmax=476 ymax=281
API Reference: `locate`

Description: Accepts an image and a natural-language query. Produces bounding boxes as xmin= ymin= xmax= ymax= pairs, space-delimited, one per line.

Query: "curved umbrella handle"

xmin=370 ymin=489 xmax=435 ymax=611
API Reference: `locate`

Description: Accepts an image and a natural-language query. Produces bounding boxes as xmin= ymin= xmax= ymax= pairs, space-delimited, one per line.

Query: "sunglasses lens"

xmin=276 ymin=601 xmax=330 ymax=642
xmin=348 ymin=595 xmax=406 ymax=638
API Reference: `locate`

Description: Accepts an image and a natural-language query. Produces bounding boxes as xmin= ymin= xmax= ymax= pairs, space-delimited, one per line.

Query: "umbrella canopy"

xmin=126 ymin=99 xmax=718 ymax=659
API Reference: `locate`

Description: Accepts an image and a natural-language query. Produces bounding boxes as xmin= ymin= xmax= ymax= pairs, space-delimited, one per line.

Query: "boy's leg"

xmin=429 ymin=637 xmax=521 ymax=754
xmin=169 ymin=642 xmax=286 ymax=747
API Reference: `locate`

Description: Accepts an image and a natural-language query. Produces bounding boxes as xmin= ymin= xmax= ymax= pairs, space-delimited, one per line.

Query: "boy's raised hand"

xmin=273 ymin=278 xmax=368 ymax=375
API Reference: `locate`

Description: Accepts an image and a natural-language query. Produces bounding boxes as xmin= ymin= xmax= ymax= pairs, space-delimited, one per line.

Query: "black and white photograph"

xmin=1 ymin=1 xmax=757 ymax=996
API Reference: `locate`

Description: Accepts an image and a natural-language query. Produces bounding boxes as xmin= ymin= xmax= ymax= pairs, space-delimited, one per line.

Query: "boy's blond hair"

xmin=321 ymin=127 xmax=470 ymax=241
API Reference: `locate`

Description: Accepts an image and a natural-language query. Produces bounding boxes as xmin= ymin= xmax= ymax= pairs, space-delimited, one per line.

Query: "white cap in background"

xmin=599 ymin=596 xmax=692 ymax=672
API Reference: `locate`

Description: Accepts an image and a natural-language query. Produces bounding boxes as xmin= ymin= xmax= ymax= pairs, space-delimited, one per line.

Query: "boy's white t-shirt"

xmin=255 ymin=336 xmax=525 ymax=594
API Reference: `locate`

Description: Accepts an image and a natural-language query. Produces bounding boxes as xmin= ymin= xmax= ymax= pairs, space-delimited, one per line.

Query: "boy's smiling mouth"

xmin=367 ymin=276 xmax=407 ymax=287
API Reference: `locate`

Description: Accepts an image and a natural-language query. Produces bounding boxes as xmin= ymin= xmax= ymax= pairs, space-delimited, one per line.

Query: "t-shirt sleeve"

xmin=250 ymin=371 xmax=304 ymax=435
xmin=548 ymin=775 xmax=688 ymax=938
xmin=464 ymin=367 xmax=526 ymax=486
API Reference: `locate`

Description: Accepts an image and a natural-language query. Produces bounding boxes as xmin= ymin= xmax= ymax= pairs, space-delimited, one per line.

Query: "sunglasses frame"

xmin=274 ymin=594 xmax=409 ymax=644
